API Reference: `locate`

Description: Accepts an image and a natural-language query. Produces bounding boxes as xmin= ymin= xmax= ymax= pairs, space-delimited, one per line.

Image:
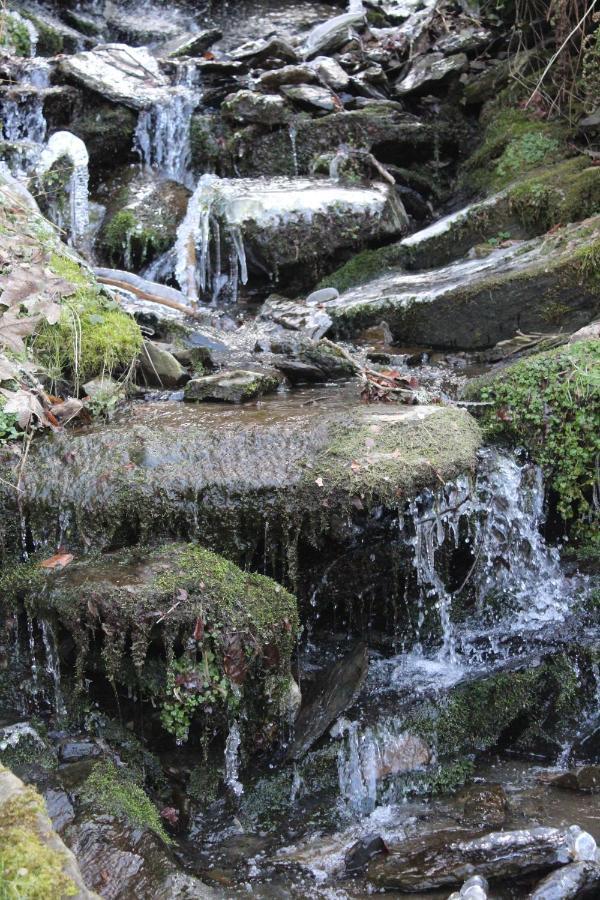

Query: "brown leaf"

xmin=40 ymin=552 xmax=74 ymax=570
xmin=193 ymin=616 xmax=204 ymax=642
xmin=160 ymin=806 xmax=179 ymax=826
xmin=262 ymin=643 xmax=280 ymax=669
xmin=223 ymin=633 xmax=247 ymax=685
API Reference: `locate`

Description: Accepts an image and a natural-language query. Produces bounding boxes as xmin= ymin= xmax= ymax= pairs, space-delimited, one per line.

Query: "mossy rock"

xmin=474 ymin=340 xmax=600 ymax=546
xmin=96 ymin=170 xmax=190 ymax=270
xmin=0 ymin=763 xmax=97 ymax=899
xmin=68 ymin=98 xmax=138 ymax=177
xmin=80 ymin=760 xmax=169 ymax=843
xmin=0 ymin=11 xmax=34 ymax=55
xmin=0 ymin=543 xmax=299 ymax=746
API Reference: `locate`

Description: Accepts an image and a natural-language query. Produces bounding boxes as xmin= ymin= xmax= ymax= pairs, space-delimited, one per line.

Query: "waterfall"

xmin=40 ymin=620 xmax=67 ymax=720
xmin=224 ymin=721 xmax=244 ymax=797
xmin=134 ymin=87 xmax=197 ymax=187
xmin=36 ymin=131 xmax=91 ymax=251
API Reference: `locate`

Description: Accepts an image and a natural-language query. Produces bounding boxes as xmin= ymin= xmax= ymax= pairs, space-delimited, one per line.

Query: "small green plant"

xmin=0 ymin=405 xmax=20 ymax=443
xmin=161 ymin=650 xmax=237 ymax=743
xmin=485 ymin=231 xmax=512 ymax=247
xmin=496 ymin=132 xmax=561 ymax=181
xmin=81 ymin=760 xmax=170 ymax=843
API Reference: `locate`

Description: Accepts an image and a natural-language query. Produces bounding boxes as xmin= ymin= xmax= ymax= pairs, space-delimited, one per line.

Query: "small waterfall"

xmin=288 ymin=124 xmax=299 ymax=176
xmin=337 ymin=721 xmax=379 ymax=815
xmin=36 ymin=131 xmax=90 ymax=251
xmin=224 ymin=721 xmax=244 ymax=797
xmin=134 ymin=87 xmax=197 ymax=187
xmin=26 ymin=615 xmax=40 ymax=699
xmin=40 ymin=619 xmax=67 ymax=720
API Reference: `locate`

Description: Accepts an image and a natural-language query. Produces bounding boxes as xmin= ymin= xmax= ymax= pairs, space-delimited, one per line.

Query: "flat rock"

xmin=59 ymin=44 xmax=171 ymax=110
xmin=256 ymin=65 xmax=316 ymax=91
xmin=258 ymin=295 xmax=333 ymax=340
xmin=184 ymin=369 xmax=281 ymax=403
xmin=325 ymin=218 xmax=600 ymax=350
xmin=309 ymin=56 xmax=350 ymax=90
xmin=395 ymin=52 xmax=468 ymax=95
xmin=281 ymin=83 xmax=339 ymax=111
xmin=158 ymin=28 xmax=222 ymax=59
xmin=530 ymin=860 xmax=600 ymax=899
xmin=302 ymin=11 xmax=365 ymax=58
xmin=221 ymin=90 xmax=291 ymax=125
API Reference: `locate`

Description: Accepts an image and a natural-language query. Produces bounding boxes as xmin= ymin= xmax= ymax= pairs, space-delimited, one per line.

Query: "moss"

xmin=0 ymin=770 xmax=77 ymax=900
xmin=507 ymin=157 xmax=600 ymax=232
xmin=81 ymin=760 xmax=170 ymax=843
xmin=478 ymin=341 xmax=600 ymax=543
xmin=101 ymin=210 xmax=172 ymax=271
xmin=0 ymin=12 xmax=32 ymax=56
xmin=318 ymin=243 xmax=405 ymax=293
xmin=20 ymin=12 xmax=63 ymax=56
xmin=34 ymin=252 xmax=143 ymax=389
xmin=461 ymin=108 xmax=569 ymax=195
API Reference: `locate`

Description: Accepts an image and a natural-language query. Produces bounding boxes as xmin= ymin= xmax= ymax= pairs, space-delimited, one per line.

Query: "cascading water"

xmin=134 ymin=86 xmax=197 ymax=187
xmin=225 ymin=721 xmax=244 ymax=797
xmin=336 ymin=448 xmax=587 ymax=816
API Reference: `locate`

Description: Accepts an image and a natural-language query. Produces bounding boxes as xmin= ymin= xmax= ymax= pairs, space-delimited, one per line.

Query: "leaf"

xmin=193 ymin=616 xmax=204 ymax=642
xmin=40 ymin=552 xmax=74 ymax=570
xmin=49 ymin=397 xmax=84 ymax=425
xmin=262 ymin=643 xmax=280 ymax=669
xmin=0 ymin=355 xmax=19 ymax=382
xmin=160 ymin=806 xmax=179 ymax=826
xmin=2 ymin=389 xmax=49 ymax=428
xmin=0 ymin=308 xmax=39 ymax=354
xmin=223 ymin=633 xmax=247 ymax=685
xmin=176 ymin=588 xmax=189 ymax=602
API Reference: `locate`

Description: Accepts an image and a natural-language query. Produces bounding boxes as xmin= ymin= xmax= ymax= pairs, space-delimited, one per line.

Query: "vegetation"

xmin=480 ymin=341 xmax=600 ymax=544
xmin=81 ymin=760 xmax=170 ymax=843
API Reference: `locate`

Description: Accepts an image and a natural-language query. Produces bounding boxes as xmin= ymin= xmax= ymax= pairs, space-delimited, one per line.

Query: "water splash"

xmin=37 ymin=131 xmax=90 ymax=251
xmin=225 ymin=721 xmax=244 ymax=797
xmin=40 ymin=619 xmax=67 ymax=719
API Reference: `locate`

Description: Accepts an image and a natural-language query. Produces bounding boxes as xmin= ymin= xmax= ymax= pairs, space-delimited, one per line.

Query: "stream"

xmin=0 ymin=0 xmax=599 ymax=898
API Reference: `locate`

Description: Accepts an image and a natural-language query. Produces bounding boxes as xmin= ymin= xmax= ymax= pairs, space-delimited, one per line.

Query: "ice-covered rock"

xmin=59 ymin=44 xmax=171 ymax=110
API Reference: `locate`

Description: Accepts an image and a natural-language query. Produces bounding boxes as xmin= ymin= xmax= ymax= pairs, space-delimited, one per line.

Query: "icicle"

xmin=36 ymin=131 xmax=90 ymax=251
xmin=174 ymin=173 xmax=219 ymax=303
xmin=134 ymin=87 xmax=197 ymax=187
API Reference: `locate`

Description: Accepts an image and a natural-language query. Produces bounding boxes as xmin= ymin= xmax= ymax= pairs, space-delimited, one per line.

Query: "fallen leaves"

xmin=40 ymin=552 xmax=74 ymax=569
xmin=1 ymin=388 xmax=83 ymax=430
xmin=360 ymin=368 xmax=419 ymax=404
xmin=223 ymin=632 xmax=248 ymax=685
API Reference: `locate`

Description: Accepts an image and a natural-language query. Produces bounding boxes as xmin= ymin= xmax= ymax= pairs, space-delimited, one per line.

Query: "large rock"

xmin=367 ymin=826 xmax=573 ymax=890
xmin=175 ymin=175 xmax=408 ymax=299
xmin=0 ymin=764 xmax=98 ymax=899
xmin=221 ymin=90 xmax=291 ymax=126
xmin=59 ymin=44 xmax=171 ymax=110
xmin=324 ymin=217 xmax=600 ymax=349
xmin=184 ymin=369 xmax=281 ymax=403
xmin=395 ymin=52 xmax=468 ymax=96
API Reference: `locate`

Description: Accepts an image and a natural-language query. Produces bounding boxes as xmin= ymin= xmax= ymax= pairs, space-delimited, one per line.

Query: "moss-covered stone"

xmin=0 ymin=11 xmax=33 ymax=56
xmin=68 ymin=100 xmax=137 ymax=177
xmin=475 ymin=341 xmax=600 ymax=545
xmin=81 ymin=760 xmax=170 ymax=843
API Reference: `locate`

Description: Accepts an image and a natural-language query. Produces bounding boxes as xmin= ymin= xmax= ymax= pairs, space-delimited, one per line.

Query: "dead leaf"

xmin=40 ymin=552 xmax=74 ymax=569
xmin=193 ymin=616 xmax=204 ymax=642
xmin=262 ymin=643 xmax=280 ymax=669
xmin=223 ymin=633 xmax=247 ymax=684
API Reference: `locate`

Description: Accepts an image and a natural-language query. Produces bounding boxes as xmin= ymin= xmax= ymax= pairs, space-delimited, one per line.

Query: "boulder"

xmin=221 ymin=90 xmax=291 ymax=126
xmin=273 ymin=338 xmax=359 ymax=384
xmin=184 ymin=369 xmax=281 ymax=403
xmin=309 ymin=56 xmax=350 ymax=91
xmin=256 ymin=65 xmax=316 ymax=91
xmin=395 ymin=52 xmax=468 ymax=96
xmin=302 ymin=10 xmax=365 ymax=58
xmin=281 ymin=83 xmax=339 ymax=112
xmin=158 ymin=28 xmax=222 ymax=59
xmin=367 ymin=826 xmax=573 ymax=890
xmin=325 ymin=217 xmax=600 ymax=349
xmin=59 ymin=44 xmax=171 ymax=110
xmin=550 ymin=765 xmax=600 ymax=794
xmin=286 ymin=644 xmax=369 ymax=759
xmin=459 ymin=783 xmax=509 ymax=827
xmin=530 ymin=861 xmax=600 ymax=899
xmin=0 ymin=764 xmax=98 ymax=899
xmin=139 ymin=340 xmax=189 ymax=388
xmin=258 ymin=294 xmax=334 ymax=340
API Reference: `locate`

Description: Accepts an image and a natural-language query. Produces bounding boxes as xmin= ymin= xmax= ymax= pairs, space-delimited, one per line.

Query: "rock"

xmin=158 ymin=29 xmax=222 ymax=59
xmin=231 ymin=36 xmax=298 ymax=65
xmin=530 ymin=860 xmax=600 ymax=899
xmin=184 ymin=369 xmax=281 ymax=403
xmin=0 ymin=764 xmax=98 ymax=899
xmin=258 ymin=295 xmax=334 ymax=340
xmin=302 ymin=11 xmax=365 ymax=58
xmin=569 ymin=321 xmax=600 ymax=343
xmin=309 ymin=56 xmax=350 ymax=91
xmin=58 ymin=739 xmax=102 ymax=763
xmin=44 ymin=786 xmax=76 ymax=832
xmin=221 ymin=90 xmax=291 ymax=126
xmin=286 ymin=644 xmax=369 ymax=759
xmin=395 ymin=52 xmax=468 ymax=96
xmin=448 ymin=875 xmax=490 ymax=900
xmin=435 ymin=28 xmax=492 ymax=55
xmin=139 ymin=340 xmax=189 ymax=388
xmin=550 ymin=766 xmax=600 ymax=793
xmin=273 ymin=339 xmax=359 ymax=384
xmin=325 ymin=217 xmax=600 ymax=350
xmin=367 ymin=827 xmax=573 ymax=891
xmin=306 ymin=287 xmax=339 ymax=305
xmin=358 ymin=322 xmax=394 ymax=346
xmin=59 ymin=44 xmax=171 ymax=110
xmin=97 ymin=170 xmax=190 ymax=270
xmin=459 ymin=783 xmax=508 ymax=827
xmin=345 ymin=835 xmax=387 ymax=873
xmin=176 ymin=176 xmax=408 ymax=296
xmin=281 ymin=84 xmax=339 ymax=112
xmin=256 ymin=65 xmax=316 ymax=91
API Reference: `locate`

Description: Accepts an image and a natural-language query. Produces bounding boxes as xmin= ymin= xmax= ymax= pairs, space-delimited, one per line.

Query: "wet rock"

xmin=286 ymin=643 xmax=369 ymax=759
xmin=306 ymin=287 xmax=339 ymax=305
xmin=448 ymin=874 xmax=489 ymax=899
xmin=59 ymin=739 xmax=102 ymax=764
xmin=395 ymin=52 xmax=468 ymax=96
xmin=258 ymin=294 xmax=334 ymax=340
xmin=139 ymin=340 xmax=189 ymax=389
xmin=0 ymin=764 xmax=97 ymax=899
xmin=326 ymin=217 xmax=600 ymax=350
xmin=550 ymin=766 xmax=600 ymax=794
xmin=459 ymin=783 xmax=508 ymax=827
xmin=281 ymin=83 xmax=339 ymax=112
xmin=159 ymin=29 xmax=222 ymax=60
xmin=274 ymin=339 xmax=359 ymax=384
xmin=231 ymin=36 xmax=298 ymax=66
xmin=309 ymin=56 xmax=351 ymax=91
xmin=221 ymin=90 xmax=291 ymax=126
xmin=59 ymin=44 xmax=171 ymax=110
xmin=302 ymin=10 xmax=365 ymax=58
xmin=66 ymin=816 xmax=216 ymax=899
xmin=345 ymin=834 xmax=388 ymax=873
xmin=435 ymin=28 xmax=492 ymax=55
xmin=184 ymin=369 xmax=281 ymax=403
xmin=367 ymin=826 xmax=573 ymax=891
xmin=44 ymin=786 xmax=76 ymax=832
xmin=530 ymin=860 xmax=600 ymax=899
xmin=256 ymin=65 xmax=316 ymax=91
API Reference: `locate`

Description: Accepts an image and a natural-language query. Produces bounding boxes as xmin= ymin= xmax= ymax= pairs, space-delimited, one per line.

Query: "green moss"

xmin=507 ymin=157 xmax=600 ymax=232
xmin=478 ymin=341 xmax=600 ymax=543
xmin=34 ymin=252 xmax=143 ymax=389
xmin=20 ymin=12 xmax=63 ymax=55
xmin=0 ymin=772 xmax=77 ymax=900
xmin=81 ymin=760 xmax=170 ymax=843
xmin=0 ymin=12 xmax=32 ymax=56
xmin=462 ymin=109 xmax=568 ymax=195
xmin=318 ymin=243 xmax=405 ymax=293
xmin=102 ymin=209 xmax=171 ymax=271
